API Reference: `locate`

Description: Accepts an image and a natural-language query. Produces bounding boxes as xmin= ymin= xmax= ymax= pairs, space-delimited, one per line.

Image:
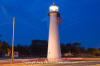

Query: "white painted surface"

xmin=47 ymin=13 xmax=61 ymax=61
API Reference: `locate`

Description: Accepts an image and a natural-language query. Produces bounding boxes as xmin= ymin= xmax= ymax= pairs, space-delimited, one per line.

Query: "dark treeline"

xmin=0 ymin=40 xmax=100 ymax=57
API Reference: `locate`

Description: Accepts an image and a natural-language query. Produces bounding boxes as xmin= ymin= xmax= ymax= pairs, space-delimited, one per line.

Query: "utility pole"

xmin=11 ymin=17 xmax=15 ymax=63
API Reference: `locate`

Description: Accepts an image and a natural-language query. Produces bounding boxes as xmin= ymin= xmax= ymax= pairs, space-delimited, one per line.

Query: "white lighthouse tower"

xmin=47 ymin=3 xmax=61 ymax=62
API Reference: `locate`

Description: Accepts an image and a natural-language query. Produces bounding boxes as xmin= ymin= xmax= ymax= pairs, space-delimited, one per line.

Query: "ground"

xmin=0 ymin=58 xmax=100 ymax=66
xmin=1 ymin=63 xmax=100 ymax=66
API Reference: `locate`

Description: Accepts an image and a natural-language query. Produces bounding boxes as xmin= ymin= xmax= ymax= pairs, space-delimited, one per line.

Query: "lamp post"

xmin=11 ymin=17 xmax=15 ymax=63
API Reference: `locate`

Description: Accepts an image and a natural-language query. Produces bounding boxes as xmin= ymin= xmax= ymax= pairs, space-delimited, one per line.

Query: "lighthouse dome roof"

xmin=49 ymin=4 xmax=59 ymax=12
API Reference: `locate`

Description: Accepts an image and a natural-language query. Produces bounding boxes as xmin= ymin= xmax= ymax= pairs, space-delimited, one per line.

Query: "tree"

xmin=80 ymin=47 xmax=85 ymax=54
xmin=61 ymin=43 xmax=66 ymax=55
xmin=71 ymin=42 xmax=81 ymax=55
xmin=87 ymin=48 xmax=100 ymax=56
xmin=66 ymin=43 xmax=72 ymax=53
xmin=0 ymin=41 xmax=11 ymax=57
xmin=15 ymin=44 xmax=30 ymax=57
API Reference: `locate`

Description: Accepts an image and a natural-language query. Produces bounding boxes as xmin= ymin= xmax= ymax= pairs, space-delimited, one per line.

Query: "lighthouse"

xmin=47 ymin=3 xmax=61 ymax=62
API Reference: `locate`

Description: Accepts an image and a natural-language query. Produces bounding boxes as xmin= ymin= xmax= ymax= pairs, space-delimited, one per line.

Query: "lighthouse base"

xmin=47 ymin=58 xmax=62 ymax=62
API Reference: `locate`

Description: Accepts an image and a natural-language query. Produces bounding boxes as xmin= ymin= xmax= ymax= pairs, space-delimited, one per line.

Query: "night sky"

xmin=0 ymin=0 xmax=100 ymax=48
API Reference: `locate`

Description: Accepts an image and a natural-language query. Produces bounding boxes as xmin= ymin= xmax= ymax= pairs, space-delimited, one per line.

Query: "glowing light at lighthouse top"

xmin=49 ymin=3 xmax=59 ymax=12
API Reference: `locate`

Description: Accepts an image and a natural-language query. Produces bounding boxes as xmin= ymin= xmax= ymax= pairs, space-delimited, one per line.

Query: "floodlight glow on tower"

xmin=47 ymin=3 xmax=62 ymax=62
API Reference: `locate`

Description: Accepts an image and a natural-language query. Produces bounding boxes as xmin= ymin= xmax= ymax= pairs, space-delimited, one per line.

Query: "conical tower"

xmin=47 ymin=3 xmax=61 ymax=62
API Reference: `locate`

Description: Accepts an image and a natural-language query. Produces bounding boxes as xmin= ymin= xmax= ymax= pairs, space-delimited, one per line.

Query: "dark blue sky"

xmin=0 ymin=0 xmax=100 ymax=48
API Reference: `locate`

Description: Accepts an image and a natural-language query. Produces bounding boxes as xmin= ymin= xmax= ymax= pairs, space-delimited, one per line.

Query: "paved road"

xmin=1 ymin=63 xmax=100 ymax=66
xmin=0 ymin=59 xmax=100 ymax=66
xmin=58 ymin=61 xmax=100 ymax=66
